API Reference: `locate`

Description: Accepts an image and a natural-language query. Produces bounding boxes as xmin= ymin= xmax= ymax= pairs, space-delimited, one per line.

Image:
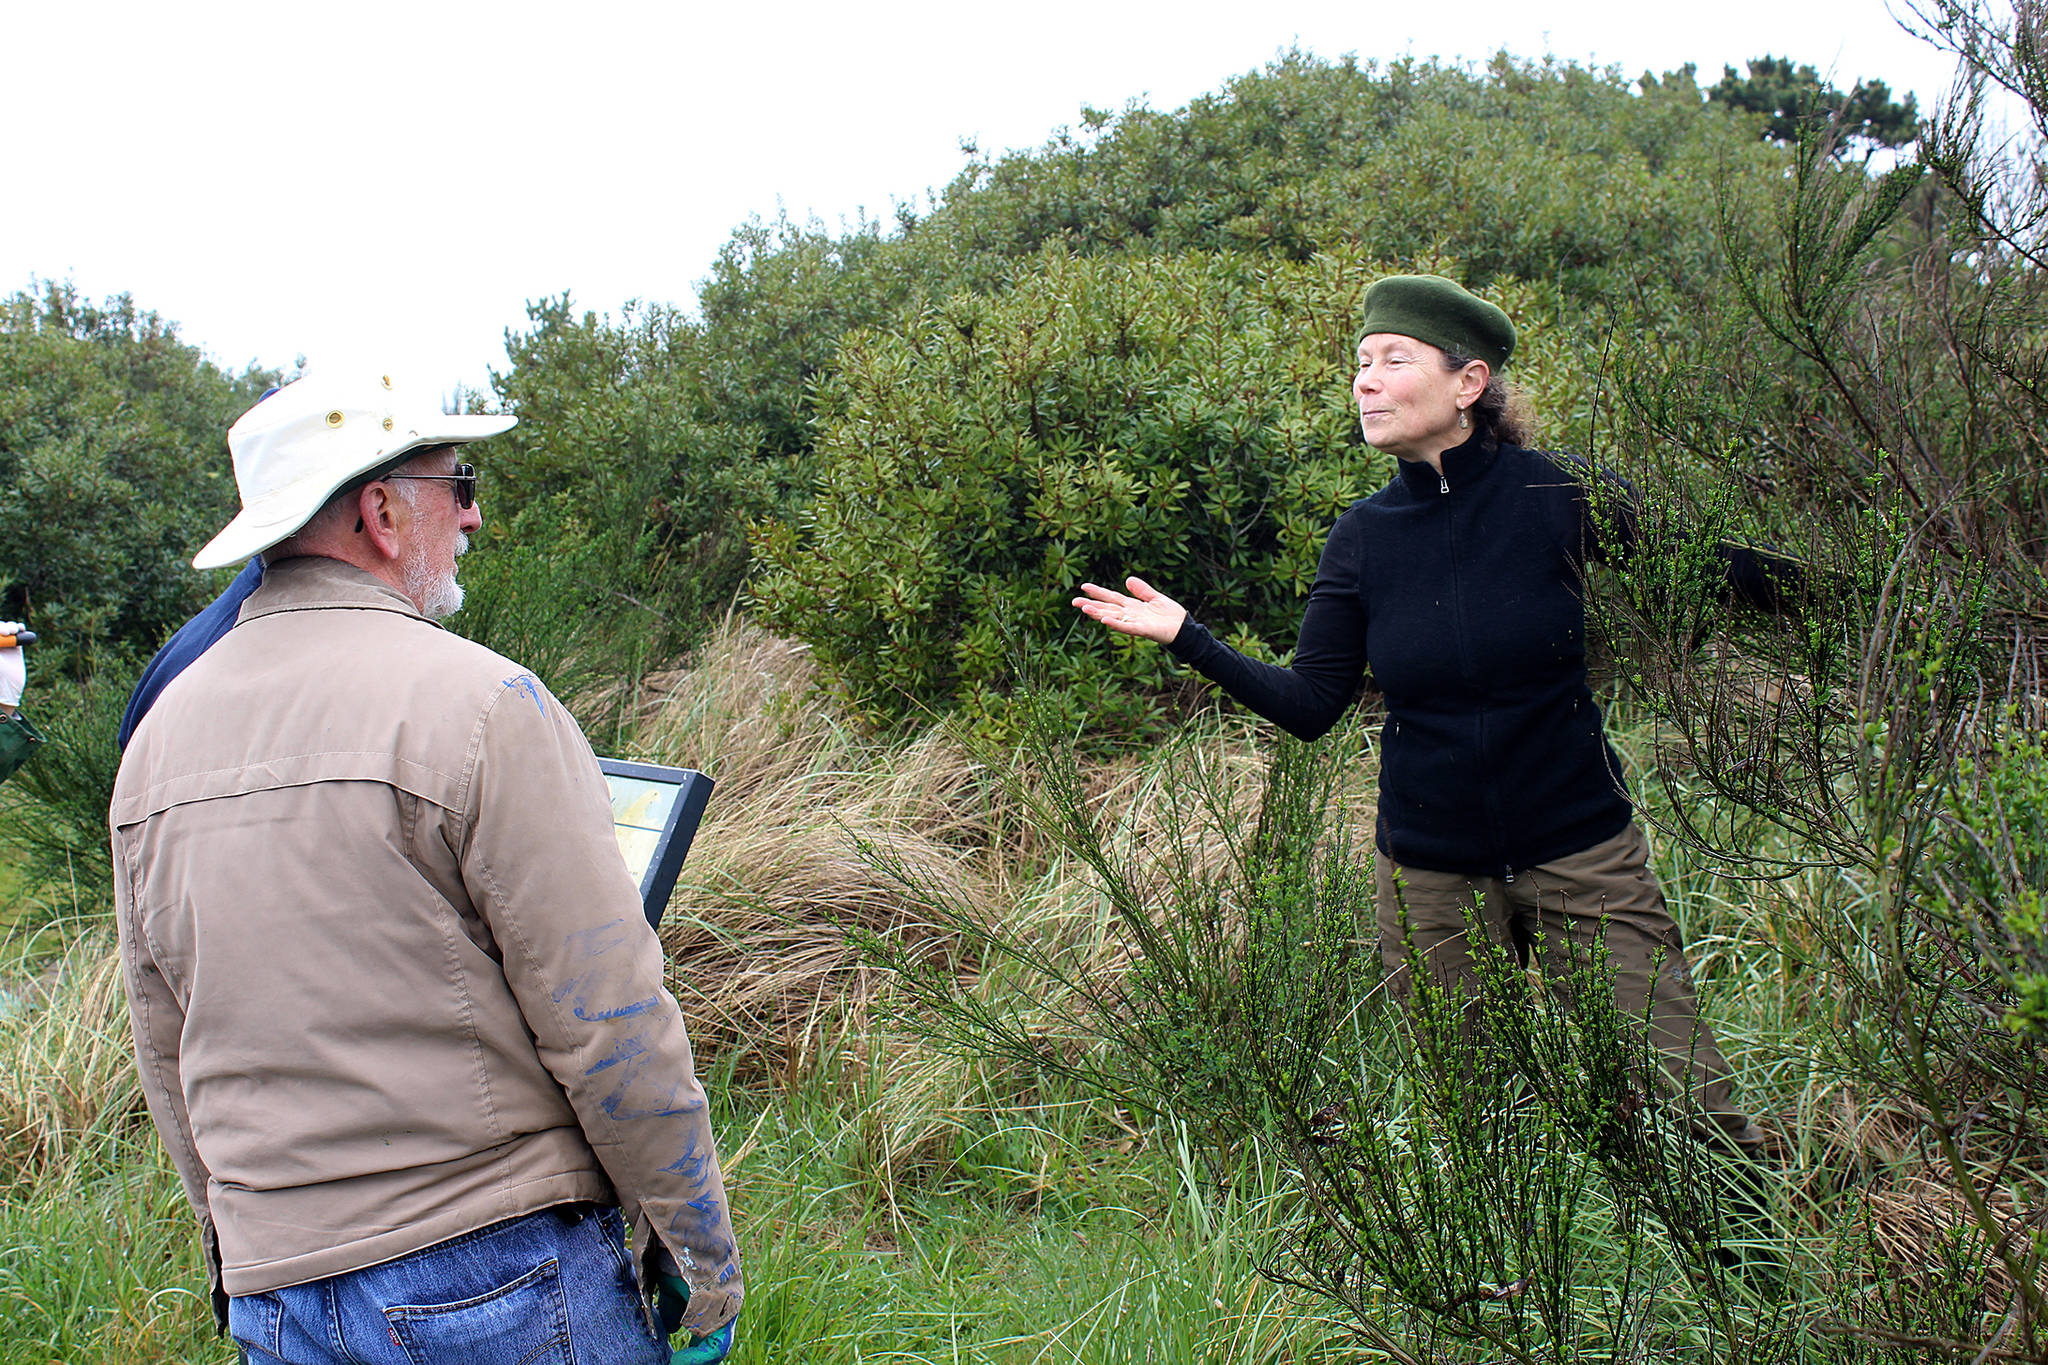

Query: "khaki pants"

xmin=1375 ymin=823 xmax=1763 ymax=1153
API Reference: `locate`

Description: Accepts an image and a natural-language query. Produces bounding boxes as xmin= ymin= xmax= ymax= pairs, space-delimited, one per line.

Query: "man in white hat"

xmin=111 ymin=372 xmax=742 ymax=1364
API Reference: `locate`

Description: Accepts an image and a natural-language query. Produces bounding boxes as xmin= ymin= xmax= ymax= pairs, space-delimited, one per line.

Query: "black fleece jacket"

xmin=1168 ymin=435 xmax=1799 ymax=876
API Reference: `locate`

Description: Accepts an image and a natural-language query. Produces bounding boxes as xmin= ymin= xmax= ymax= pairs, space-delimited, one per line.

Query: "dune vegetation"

xmin=5 ymin=14 xmax=2048 ymax=1363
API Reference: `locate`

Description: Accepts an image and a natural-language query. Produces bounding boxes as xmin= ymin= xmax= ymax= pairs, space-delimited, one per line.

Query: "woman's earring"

xmin=1458 ymin=409 xmax=1468 ymax=430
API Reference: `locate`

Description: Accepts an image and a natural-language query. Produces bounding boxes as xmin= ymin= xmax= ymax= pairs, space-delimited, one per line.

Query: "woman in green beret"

xmin=1075 ymin=274 xmax=1797 ymax=1159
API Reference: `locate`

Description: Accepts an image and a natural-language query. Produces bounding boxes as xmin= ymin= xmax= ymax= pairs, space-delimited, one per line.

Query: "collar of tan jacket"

xmin=239 ymin=555 xmax=436 ymax=627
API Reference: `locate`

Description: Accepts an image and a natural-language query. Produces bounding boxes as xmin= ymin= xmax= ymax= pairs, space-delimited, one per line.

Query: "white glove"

xmin=0 ymin=621 xmax=24 ymax=709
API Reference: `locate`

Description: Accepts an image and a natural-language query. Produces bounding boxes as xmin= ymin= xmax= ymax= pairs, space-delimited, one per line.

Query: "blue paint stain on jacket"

xmin=661 ymin=1141 xmax=710 ymax=1184
xmin=574 ymin=993 xmax=660 ymax=1022
xmin=594 ymin=1047 xmax=705 ymax=1120
xmin=670 ymin=1197 xmax=726 ymax=1240
xmin=503 ymin=673 xmax=548 ymax=715
xmin=600 ymin=1086 xmax=701 ymax=1121
xmin=563 ymin=919 xmax=631 ymax=960
xmin=584 ymin=1035 xmax=647 ymax=1077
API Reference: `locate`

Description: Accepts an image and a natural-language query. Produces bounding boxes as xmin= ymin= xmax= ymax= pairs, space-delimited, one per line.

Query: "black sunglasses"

xmin=384 ymin=462 xmax=479 ymax=510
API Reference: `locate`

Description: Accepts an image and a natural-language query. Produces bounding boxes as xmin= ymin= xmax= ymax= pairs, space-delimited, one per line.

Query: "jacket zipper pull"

xmin=1439 ymin=471 xmax=1450 ymax=495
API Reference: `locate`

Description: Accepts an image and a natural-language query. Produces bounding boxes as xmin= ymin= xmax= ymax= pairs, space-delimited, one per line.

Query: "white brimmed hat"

xmin=192 ymin=371 xmax=517 ymax=571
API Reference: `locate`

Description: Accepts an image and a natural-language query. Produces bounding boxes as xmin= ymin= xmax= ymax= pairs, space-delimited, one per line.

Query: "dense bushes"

xmin=479 ymin=53 xmax=1795 ymax=689
xmin=911 ymin=53 xmax=1774 ymax=291
xmin=0 ymin=283 xmax=275 ymax=676
xmin=486 ymin=295 xmax=788 ymax=644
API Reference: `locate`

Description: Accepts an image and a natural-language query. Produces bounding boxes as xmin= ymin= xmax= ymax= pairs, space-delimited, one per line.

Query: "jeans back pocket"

xmin=384 ymin=1256 xmax=572 ymax=1365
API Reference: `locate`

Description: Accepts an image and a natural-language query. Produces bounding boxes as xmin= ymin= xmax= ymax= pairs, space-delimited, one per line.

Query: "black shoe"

xmin=1711 ymin=1237 xmax=1786 ymax=1298
xmin=1708 ymin=1145 xmax=1785 ymax=1297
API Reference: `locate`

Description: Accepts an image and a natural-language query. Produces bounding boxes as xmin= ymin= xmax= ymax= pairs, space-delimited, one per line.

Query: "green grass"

xmin=0 ymin=1058 xmax=1368 ymax=1365
xmin=0 ymin=854 xmax=27 ymax=923
xmin=0 ymin=1134 xmax=227 ymax=1365
xmin=0 ymin=627 xmax=1380 ymax=1364
xmin=708 ymin=1077 xmax=1366 ymax=1363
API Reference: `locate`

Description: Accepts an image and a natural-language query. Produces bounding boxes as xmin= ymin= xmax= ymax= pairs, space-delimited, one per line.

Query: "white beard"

xmin=404 ymin=532 xmax=468 ymax=621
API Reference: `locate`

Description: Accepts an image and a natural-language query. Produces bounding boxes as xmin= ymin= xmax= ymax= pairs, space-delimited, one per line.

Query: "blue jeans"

xmin=229 ymin=1204 xmax=669 ymax=1365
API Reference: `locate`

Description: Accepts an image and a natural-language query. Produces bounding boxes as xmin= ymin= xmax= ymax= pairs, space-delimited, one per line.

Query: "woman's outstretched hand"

xmin=1072 ymin=577 xmax=1188 ymax=644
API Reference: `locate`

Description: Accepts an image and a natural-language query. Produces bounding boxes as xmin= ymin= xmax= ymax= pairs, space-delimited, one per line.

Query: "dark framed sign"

xmin=597 ymin=758 xmax=715 ymax=929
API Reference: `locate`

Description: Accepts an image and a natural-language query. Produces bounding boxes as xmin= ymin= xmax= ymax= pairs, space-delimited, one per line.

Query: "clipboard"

xmin=597 ymin=758 xmax=715 ymax=929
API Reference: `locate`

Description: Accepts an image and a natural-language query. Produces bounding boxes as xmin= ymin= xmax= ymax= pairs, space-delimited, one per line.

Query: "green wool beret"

xmin=1358 ymin=275 xmax=1516 ymax=371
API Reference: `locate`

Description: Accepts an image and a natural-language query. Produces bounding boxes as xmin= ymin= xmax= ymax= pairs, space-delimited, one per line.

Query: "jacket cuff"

xmin=638 ymin=1213 xmax=742 ymax=1340
xmin=1165 ymin=615 xmax=1211 ymax=664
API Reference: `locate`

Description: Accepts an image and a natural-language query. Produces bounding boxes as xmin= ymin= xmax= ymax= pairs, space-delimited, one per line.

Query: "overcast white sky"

xmin=2 ymin=0 xmax=1965 ymax=395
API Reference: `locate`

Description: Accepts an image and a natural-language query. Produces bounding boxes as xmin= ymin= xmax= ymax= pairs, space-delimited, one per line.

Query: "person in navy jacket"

xmin=116 ymin=557 xmax=264 ymax=752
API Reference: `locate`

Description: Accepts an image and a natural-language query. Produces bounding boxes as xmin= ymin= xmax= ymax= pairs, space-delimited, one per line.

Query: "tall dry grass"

xmin=626 ymin=621 xmax=1153 ymax=1188
xmin=627 ymin=623 xmax=999 ymax=1086
xmin=0 ymin=622 xmax=1176 ymax=1201
xmin=624 ymin=620 xmax=1353 ymax=1092
xmin=0 ymin=932 xmax=138 ymax=1184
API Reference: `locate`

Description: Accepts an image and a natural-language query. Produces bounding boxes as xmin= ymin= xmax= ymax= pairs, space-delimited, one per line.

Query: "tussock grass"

xmin=626 ymin=622 xmax=998 ymax=1084
xmin=1863 ymin=1172 xmax=2048 ymax=1311
xmin=620 ymin=622 xmax=1338 ymax=1095
xmin=0 ymin=932 xmax=137 ymax=1186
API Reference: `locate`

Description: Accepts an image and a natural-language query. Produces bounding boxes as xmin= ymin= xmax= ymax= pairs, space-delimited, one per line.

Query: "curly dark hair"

xmin=1440 ymin=349 xmax=1530 ymax=448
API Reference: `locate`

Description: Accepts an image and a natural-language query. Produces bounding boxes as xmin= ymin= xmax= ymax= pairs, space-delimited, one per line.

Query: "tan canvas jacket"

xmin=109 ymin=557 xmax=741 ymax=1338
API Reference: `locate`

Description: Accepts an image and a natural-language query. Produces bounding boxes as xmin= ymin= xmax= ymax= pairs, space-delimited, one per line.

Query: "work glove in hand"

xmin=656 ymin=1273 xmax=736 ymax=1364
xmin=0 ymin=622 xmax=22 ymax=708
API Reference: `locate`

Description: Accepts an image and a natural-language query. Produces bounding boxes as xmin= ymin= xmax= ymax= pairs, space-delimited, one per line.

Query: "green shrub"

xmin=748 ymin=246 xmax=1361 ymax=733
xmin=487 ymin=295 xmax=796 ymax=641
xmin=445 ymin=500 xmax=664 ymax=753
xmin=0 ymin=283 xmax=275 ymax=676
xmin=920 ymin=53 xmax=1774 ymax=288
xmin=1931 ymin=713 xmax=2048 ymax=1036
xmin=0 ymin=662 xmax=130 ymax=913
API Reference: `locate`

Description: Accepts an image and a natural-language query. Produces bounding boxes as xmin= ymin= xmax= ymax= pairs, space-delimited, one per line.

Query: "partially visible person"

xmin=1076 ymin=274 xmax=1805 ymax=1164
xmin=118 ymin=382 xmax=293 ymax=754
xmin=116 ymin=557 xmax=262 ymax=752
xmin=113 ymin=370 xmax=741 ymax=1364
xmin=0 ymin=621 xmax=40 ymax=782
